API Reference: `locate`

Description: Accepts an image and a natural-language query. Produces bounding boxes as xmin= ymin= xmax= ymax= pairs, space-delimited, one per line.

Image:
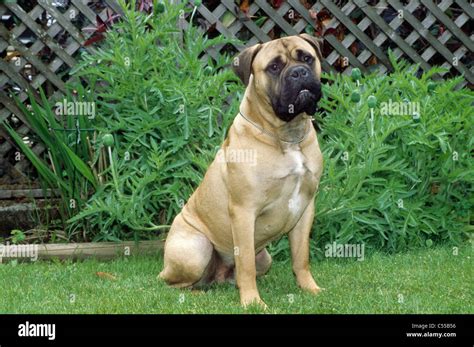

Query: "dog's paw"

xmin=297 ymin=275 xmax=324 ymax=295
xmin=301 ymin=283 xmax=324 ymax=295
xmin=240 ymin=292 xmax=268 ymax=310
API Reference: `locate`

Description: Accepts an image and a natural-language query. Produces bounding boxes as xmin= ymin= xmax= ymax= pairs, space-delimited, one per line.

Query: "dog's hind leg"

xmin=159 ymin=214 xmax=214 ymax=288
xmin=256 ymin=248 xmax=272 ymax=277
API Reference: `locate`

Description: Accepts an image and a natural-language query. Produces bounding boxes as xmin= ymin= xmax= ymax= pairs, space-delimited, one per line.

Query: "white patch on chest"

xmin=289 ymin=150 xmax=305 ymax=175
xmin=287 ymin=150 xmax=306 ymax=214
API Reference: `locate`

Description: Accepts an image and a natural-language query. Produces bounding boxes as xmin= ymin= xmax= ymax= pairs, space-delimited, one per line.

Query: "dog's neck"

xmin=240 ymin=81 xmax=310 ymax=144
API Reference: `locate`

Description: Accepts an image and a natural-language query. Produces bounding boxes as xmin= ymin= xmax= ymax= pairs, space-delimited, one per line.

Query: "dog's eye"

xmin=269 ymin=63 xmax=279 ymax=72
xmin=303 ymin=55 xmax=313 ymax=64
xmin=267 ymin=59 xmax=284 ymax=74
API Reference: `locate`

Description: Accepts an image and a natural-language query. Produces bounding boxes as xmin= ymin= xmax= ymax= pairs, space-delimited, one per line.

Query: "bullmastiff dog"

xmin=160 ymin=34 xmax=324 ymax=308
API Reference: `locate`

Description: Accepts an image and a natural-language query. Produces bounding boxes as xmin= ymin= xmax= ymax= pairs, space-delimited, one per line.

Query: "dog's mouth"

xmin=298 ymin=89 xmax=311 ymax=95
xmin=295 ymin=88 xmax=316 ymax=104
xmin=272 ymin=81 xmax=322 ymax=122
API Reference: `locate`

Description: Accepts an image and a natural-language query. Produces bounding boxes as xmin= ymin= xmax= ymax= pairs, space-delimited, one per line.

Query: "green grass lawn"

xmin=0 ymin=245 xmax=472 ymax=314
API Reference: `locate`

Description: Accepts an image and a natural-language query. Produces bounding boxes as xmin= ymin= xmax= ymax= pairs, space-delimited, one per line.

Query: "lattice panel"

xmin=185 ymin=0 xmax=472 ymax=81
xmin=0 ymin=0 xmax=123 ymax=188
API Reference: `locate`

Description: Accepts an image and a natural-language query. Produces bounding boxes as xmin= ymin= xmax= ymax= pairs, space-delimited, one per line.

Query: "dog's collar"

xmin=238 ymin=111 xmax=311 ymax=144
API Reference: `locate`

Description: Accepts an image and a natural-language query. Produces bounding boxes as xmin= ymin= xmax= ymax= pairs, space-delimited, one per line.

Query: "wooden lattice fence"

xmin=0 ymin=0 xmax=472 ymax=197
xmin=0 ymin=0 xmax=124 ymax=197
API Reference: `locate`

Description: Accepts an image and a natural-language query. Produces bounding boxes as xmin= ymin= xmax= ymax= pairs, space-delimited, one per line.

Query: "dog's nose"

xmin=288 ymin=65 xmax=310 ymax=80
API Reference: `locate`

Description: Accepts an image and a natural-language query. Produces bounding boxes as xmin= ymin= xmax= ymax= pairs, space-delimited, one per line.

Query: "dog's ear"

xmin=298 ymin=33 xmax=324 ymax=61
xmin=232 ymin=44 xmax=262 ymax=86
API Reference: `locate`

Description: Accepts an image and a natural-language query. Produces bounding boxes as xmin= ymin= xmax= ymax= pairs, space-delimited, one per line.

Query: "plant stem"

xmin=107 ymin=146 xmax=122 ymax=197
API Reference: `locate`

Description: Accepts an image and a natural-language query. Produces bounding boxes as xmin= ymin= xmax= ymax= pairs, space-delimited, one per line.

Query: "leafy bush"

xmin=67 ymin=1 xmax=240 ymax=241
xmin=298 ymin=56 xmax=472 ymax=259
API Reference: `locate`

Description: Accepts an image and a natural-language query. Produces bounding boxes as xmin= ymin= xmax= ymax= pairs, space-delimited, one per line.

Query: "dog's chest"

xmin=255 ymin=146 xmax=317 ymax=244
xmin=285 ymin=150 xmax=307 ymax=213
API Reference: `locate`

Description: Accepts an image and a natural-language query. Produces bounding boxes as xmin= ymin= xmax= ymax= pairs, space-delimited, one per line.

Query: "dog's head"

xmin=233 ymin=34 xmax=323 ymax=122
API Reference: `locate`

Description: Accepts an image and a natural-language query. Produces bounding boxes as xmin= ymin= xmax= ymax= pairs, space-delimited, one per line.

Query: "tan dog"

xmin=160 ymin=34 xmax=324 ymax=308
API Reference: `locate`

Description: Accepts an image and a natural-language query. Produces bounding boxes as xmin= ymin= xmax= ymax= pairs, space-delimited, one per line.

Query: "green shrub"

xmin=67 ymin=0 xmax=240 ymax=240
xmin=298 ymin=55 xmax=473 ymax=259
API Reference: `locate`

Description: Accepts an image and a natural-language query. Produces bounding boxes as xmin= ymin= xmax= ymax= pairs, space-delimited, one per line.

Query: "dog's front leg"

xmin=229 ymin=204 xmax=266 ymax=309
xmin=288 ymin=199 xmax=322 ymax=294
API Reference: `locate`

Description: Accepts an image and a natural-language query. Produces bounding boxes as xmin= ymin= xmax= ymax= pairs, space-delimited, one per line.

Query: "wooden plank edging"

xmin=0 ymin=240 xmax=164 ymax=262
